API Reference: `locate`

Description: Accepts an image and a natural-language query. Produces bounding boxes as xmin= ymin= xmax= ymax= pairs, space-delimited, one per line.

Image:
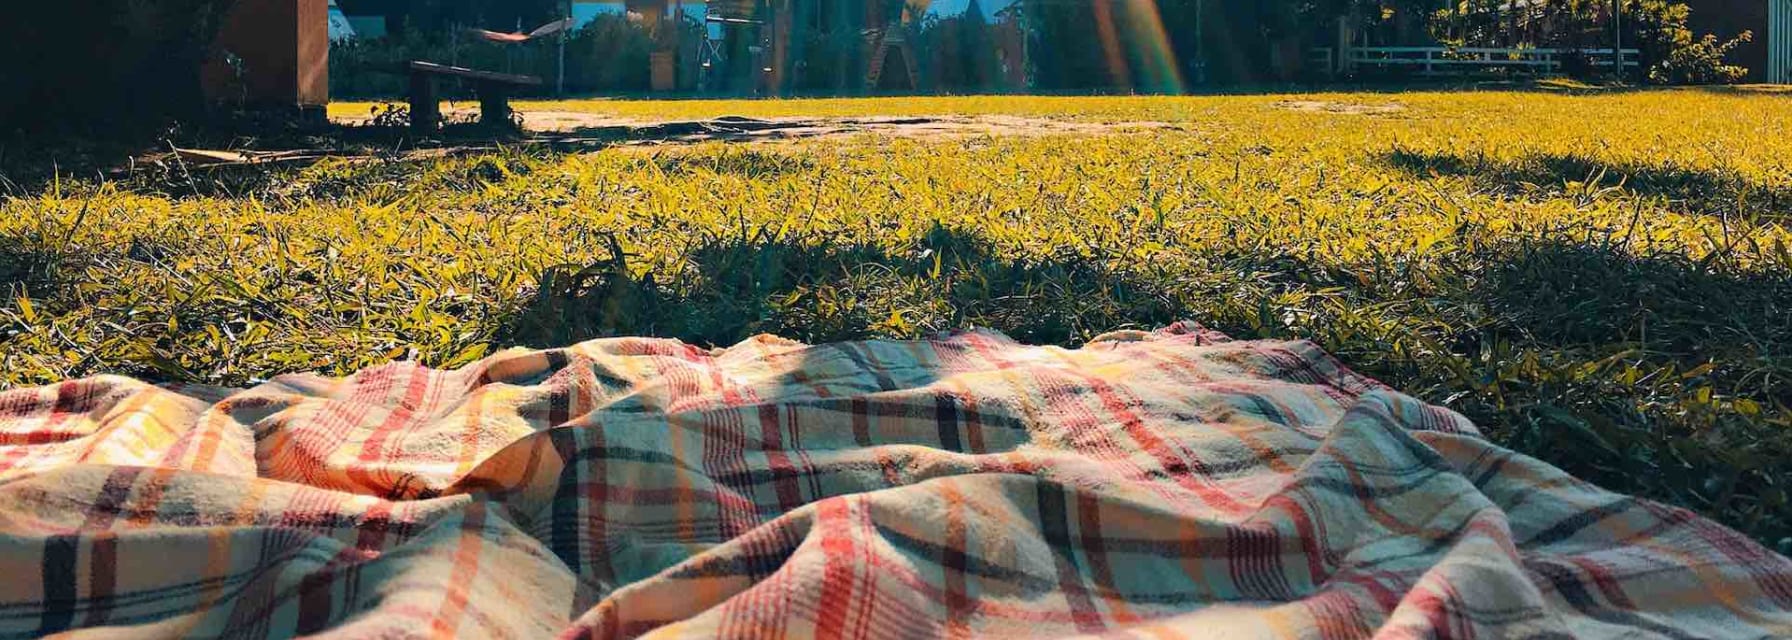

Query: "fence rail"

xmin=1319 ymin=46 xmax=1640 ymax=76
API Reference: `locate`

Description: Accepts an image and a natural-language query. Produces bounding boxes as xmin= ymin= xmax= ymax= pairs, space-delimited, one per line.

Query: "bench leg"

xmin=478 ymin=83 xmax=514 ymax=130
xmin=409 ymin=73 xmax=439 ymax=133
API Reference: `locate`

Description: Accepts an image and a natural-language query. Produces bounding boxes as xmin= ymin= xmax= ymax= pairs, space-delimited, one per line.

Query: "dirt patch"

xmin=527 ymin=112 xmax=1193 ymax=145
xmin=1273 ymin=100 xmax=1408 ymax=116
xmin=149 ymin=111 xmax=1191 ymax=175
xmin=335 ymin=109 xmax=1192 ymax=145
xmin=1717 ymin=85 xmax=1792 ymax=95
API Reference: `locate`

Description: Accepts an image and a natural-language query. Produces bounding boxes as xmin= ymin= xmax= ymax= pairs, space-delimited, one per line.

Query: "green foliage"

xmin=787 ymin=29 xmax=875 ymax=94
xmin=330 ymin=16 xmax=683 ymax=98
xmin=2 ymin=0 xmax=240 ymax=132
xmin=392 ymin=0 xmax=563 ymax=33
xmin=1623 ymin=1 xmax=1754 ymax=85
xmin=316 ymin=0 xmax=1751 ymax=93
xmin=1351 ymin=0 xmax=1754 ymax=83
xmin=908 ymin=10 xmax=1010 ymax=94
xmin=3 ymin=92 xmax=1792 ymax=550
xmin=1649 ymin=31 xmax=1754 ymax=85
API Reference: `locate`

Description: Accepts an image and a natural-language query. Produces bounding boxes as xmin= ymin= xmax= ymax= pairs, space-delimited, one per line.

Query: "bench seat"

xmin=405 ymin=61 xmax=543 ymax=132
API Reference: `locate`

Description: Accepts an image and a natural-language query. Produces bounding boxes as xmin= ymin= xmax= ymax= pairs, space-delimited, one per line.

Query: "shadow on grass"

xmin=1382 ymin=148 xmax=1792 ymax=220
xmin=1477 ymin=239 xmax=1792 ymax=356
xmin=0 ymin=118 xmax=560 ymax=199
xmin=651 ymin=148 xmax=817 ymax=179
xmin=0 ymin=243 xmax=65 ymax=300
xmin=1455 ymin=238 xmax=1792 ymax=541
xmin=499 ymin=226 xmax=1185 ymax=349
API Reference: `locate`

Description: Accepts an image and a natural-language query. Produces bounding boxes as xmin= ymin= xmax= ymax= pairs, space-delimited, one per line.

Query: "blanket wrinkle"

xmin=1 ymin=322 xmax=1789 ymax=638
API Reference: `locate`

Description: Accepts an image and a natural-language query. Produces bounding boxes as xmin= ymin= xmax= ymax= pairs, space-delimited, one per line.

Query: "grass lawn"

xmin=5 ymin=89 xmax=1792 ymax=545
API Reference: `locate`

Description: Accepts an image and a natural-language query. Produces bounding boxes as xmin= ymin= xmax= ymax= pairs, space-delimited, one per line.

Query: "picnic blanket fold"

xmin=1 ymin=323 xmax=1789 ymax=638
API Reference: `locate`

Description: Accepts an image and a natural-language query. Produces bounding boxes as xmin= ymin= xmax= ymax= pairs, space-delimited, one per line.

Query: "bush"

xmin=1 ymin=0 xmax=239 ymax=133
xmin=1356 ymin=0 xmax=1753 ymax=84
xmin=329 ymin=15 xmax=677 ymax=99
xmin=1648 ymin=31 xmax=1753 ymax=84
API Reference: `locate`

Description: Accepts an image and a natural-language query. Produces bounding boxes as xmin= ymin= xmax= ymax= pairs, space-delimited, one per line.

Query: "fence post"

xmin=1775 ymin=0 xmax=1785 ymax=82
xmin=1613 ymin=0 xmax=1623 ymax=78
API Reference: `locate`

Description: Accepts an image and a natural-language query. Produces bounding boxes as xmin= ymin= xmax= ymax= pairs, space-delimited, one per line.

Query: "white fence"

xmin=1772 ymin=0 xmax=1792 ymax=84
xmin=1318 ymin=47 xmax=1640 ymax=76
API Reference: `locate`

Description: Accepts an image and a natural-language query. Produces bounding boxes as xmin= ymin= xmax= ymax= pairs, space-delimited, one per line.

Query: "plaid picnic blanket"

xmin=2 ymin=323 xmax=1789 ymax=639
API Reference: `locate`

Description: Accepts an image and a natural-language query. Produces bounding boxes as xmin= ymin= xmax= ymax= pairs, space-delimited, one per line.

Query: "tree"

xmin=2 ymin=0 xmax=241 ymax=133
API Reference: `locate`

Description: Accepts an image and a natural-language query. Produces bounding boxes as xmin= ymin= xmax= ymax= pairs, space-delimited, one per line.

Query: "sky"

xmin=921 ymin=0 xmax=1019 ymax=20
xmin=572 ymin=1 xmax=627 ymax=28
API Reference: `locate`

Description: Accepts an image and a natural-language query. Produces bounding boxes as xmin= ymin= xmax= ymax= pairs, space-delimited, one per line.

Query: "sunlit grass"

xmin=10 ymin=90 xmax=1792 ymax=546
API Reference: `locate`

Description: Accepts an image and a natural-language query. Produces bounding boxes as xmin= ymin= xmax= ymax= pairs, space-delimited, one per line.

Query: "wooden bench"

xmin=405 ymin=61 xmax=542 ymax=132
